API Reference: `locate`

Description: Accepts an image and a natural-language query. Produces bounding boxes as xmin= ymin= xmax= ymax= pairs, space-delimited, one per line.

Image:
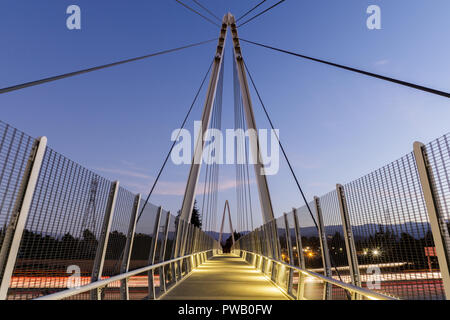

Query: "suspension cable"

xmin=174 ymin=0 xmax=221 ymax=27
xmin=236 ymin=0 xmax=268 ymax=22
xmin=238 ymin=0 xmax=286 ymax=28
xmin=244 ymin=60 xmax=351 ymax=299
xmin=0 ymin=39 xmax=217 ymax=95
xmin=192 ymin=0 xmax=222 ymax=23
xmin=136 ymin=59 xmax=213 ymax=222
xmin=240 ymin=38 xmax=450 ymax=98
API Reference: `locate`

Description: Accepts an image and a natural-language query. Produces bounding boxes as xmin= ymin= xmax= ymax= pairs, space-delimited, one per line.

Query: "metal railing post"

xmin=185 ymin=225 xmax=193 ymax=271
xmin=90 ymin=181 xmax=119 ymax=300
xmin=147 ymin=206 xmax=162 ymax=300
xmin=314 ymin=196 xmax=333 ymax=300
xmin=167 ymin=221 xmax=178 ymax=286
xmin=119 ymin=194 xmax=141 ymax=300
xmin=273 ymin=220 xmax=281 ymax=260
xmin=414 ymin=142 xmax=450 ymax=299
xmin=336 ymin=184 xmax=362 ymax=299
xmin=172 ymin=219 xmax=181 ymax=282
xmin=0 ymin=137 xmax=47 ymax=300
xmin=284 ymin=213 xmax=295 ymax=295
xmin=293 ymin=208 xmax=306 ymax=300
xmin=159 ymin=213 xmax=171 ymax=293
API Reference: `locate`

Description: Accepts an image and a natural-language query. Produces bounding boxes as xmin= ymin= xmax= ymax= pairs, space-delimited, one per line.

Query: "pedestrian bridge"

xmin=0 ymin=9 xmax=449 ymax=302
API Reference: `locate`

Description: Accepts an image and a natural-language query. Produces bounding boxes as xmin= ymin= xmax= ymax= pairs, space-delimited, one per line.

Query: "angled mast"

xmin=179 ymin=14 xmax=229 ymax=222
xmin=218 ymin=200 xmax=235 ymax=246
xmin=180 ymin=13 xmax=275 ymax=229
xmin=229 ymin=14 xmax=275 ymax=223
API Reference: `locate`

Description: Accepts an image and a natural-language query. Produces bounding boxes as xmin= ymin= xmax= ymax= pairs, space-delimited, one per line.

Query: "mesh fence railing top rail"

xmin=0 ymin=120 xmax=217 ymax=300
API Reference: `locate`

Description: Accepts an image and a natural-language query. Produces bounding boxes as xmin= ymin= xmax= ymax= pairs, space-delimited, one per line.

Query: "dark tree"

xmin=222 ymin=231 xmax=241 ymax=253
xmin=175 ymin=200 xmax=202 ymax=230
xmin=190 ymin=200 xmax=202 ymax=229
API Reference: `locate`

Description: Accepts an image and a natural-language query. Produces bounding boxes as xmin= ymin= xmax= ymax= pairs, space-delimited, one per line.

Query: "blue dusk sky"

xmin=1 ymin=0 xmax=449 ymax=231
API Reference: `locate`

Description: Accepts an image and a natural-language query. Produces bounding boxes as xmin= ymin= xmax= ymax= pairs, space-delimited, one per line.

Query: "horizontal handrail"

xmin=34 ymin=250 xmax=213 ymax=300
xmin=239 ymin=250 xmax=397 ymax=301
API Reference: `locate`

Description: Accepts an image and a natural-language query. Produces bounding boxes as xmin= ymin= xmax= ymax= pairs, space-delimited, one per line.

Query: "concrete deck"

xmin=162 ymin=254 xmax=289 ymax=300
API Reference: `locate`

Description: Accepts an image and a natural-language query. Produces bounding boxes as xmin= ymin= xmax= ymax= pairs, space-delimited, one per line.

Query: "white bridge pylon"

xmin=179 ymin=13 xmax=275 ymax=230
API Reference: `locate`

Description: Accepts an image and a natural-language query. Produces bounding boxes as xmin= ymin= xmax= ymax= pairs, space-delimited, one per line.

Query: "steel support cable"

xmin=240 ymin=39 xmax=450 ymax=98
xmin=244 ymin=122 xmax=254 ymax=231
xmin=204 ymin=104 xmax=215 ymax=232
xmin=244 ymin=61 xmax=351 ymax=299
xmin=202 ymin=57 xmax=224 ymax=232
xmin=200 ymin=154 xmax=210 ymax=229
xmin=236 ymin=0 xmax=268 ymax=22
xmin=235 ymin=74 xmax=245 ymax=231
xmin=174 ymin=0 xmax=221 ymax=27
xmin=136 ymin=60 xmax=213 ymax=222
xmin=238 ymin=0 xmax=286 ymax=28
xmin=212 ymin=58 xmax=224 ymax=232
xmin=0 ymin=39 xmax=217 ymax=95
xmin=233 ymin=56 xmax=242 ymax=232
xmin=192 ymin=0 xmax=222 ymax=23
xmin=209 ymin=94 xmax=219 ymax=231
xmin=240 ymin=92 xmax=251 ymax=232
xmin=202 ymin=128 xmax=212 ymax=231
xmin=236 ymin=57 xmax=247 ymax=232
xmin=234 ymin=55 xmax=254 ymax=232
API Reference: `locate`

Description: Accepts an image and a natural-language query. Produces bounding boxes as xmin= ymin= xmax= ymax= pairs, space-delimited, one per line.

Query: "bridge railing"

xmin=234 ymin=132 xmax=450 ymax=300
xmin=33 ymin=250 xmax=214 ymax=300
xmin=238 ymin=250 xmax=396 ymax=300
xmin=0 ymin=120 xmax=219 ymax=300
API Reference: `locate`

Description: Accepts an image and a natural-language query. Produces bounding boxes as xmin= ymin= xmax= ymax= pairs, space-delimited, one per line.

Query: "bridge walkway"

xmin=161 ymin=254 xmax=289 ymax=300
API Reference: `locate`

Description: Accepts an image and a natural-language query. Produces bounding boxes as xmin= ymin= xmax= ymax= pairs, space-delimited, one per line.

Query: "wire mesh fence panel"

xmin=286 ymin=212 xmax=299 ymax=266
xmin=7 ymin=147 xmax=113 ymax=300
xmin=150 ymin=209 xmax=169 ymax=298
xmin=154 ymin=209 xmax=168 ymax=265
xmin=102 ymin=187 xmax=136 ymax=300
xmin=257 ymin=227 xmax=264 ymax=256
xmin=163 ymin=214 xmax=177 ymax=288
xmin=344 ymin=152 xmax=444 ymax=300
xmin=425 ymin=133 xmax=450 ymax=263
xmin=103 ymin=187 xmax=136 ymax=277
xmin=276 ymin=216 xmax=289 ymax=264
xmin=296 ymin=203 xmax=323 ymax=272
xmin=285 ymin=211 xmax=299 ymax=296
xmin=319 ymin=190 xmax=350 ymax=299
xmin=274 ymin=216 xmax=289 ymax=289
xmin=295 ymin=202 xmax=324 ymax=300
xmin=128 ymin=270 xmax=149 ymax=300
xmin=0 ymin=122 xmax=35 ymax=259
xmin=128 ymin=201 xmax=158 ymax=271
xmin=102 ymin=279 xmax=121 ymax=300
